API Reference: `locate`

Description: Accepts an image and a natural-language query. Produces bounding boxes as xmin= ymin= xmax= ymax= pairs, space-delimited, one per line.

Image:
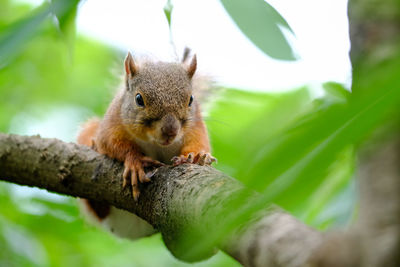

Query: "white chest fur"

xmin=134 ymin=138 xmax=183 ymax=164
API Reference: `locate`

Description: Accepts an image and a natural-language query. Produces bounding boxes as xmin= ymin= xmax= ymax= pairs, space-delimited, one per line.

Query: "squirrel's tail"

xmin=77 ymin=118 xmax=100 ymax=148
xmin=79 ymin=200 xmax=156 ymax=239
xmin=77 ymin=118 xmax=156 ymax=240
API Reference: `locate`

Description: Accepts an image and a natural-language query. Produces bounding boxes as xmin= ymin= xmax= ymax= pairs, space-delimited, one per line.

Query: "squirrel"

xmin=77 ymin=49 xmax=216 ymax=239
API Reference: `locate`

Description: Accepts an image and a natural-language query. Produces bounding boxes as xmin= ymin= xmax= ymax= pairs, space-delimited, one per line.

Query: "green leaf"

xmin=220 ymin=0 xmax=296 ymax=61
xmin=300 ymin=147 xmax=355 ymax=227
xmin=163 ymin=0 xmax=173 ymax=29
xmin=0 ymin=0 xmax=80 ymax=65
xmin=50 ymin=0 xmax=80 ymax=56
xmin=0 ymin=4 xmax=50 ymax=64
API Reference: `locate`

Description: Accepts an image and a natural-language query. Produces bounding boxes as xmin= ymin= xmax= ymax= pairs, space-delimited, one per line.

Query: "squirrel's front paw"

xmin=123 ymin=156 xmax=164 ymax=201
xmin=172 ymin=152 xmax=217 ymax=166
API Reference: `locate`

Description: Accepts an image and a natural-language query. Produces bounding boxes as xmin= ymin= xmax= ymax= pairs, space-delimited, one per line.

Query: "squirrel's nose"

xmin=161 ymin=114 xmax=179 ymax=138
xmin=161 ymin=125 xmax=178 ymax=138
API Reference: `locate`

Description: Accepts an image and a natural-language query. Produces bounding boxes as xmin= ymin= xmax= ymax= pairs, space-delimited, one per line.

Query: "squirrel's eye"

xmin=188 ymin=95 xmax=194 ymax=107
xmin=136 ymin=93 xmax=145 ymax=107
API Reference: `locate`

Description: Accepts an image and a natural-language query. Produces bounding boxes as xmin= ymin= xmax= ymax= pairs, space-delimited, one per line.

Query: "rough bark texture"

xmin=308 ymin=139 xmax=400 ymax=267
xmin=346 ymin=1 xmax=400 ymax=264
xmin=1 ymin=132 xmax=400 ymax=266
xmin=224 ymin=210 xmax=323 ymax=267
xmin=348 ymin=0 xmax=400 ymax=64
xmin=356 ymin=140 xmax=400 ymax=267
xmin=0 ymin=133 xmax=324 ymax=265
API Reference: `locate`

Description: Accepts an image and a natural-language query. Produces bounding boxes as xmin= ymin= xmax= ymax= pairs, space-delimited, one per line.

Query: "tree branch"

xmin=0 ymin=133 xmax=399 ymax=267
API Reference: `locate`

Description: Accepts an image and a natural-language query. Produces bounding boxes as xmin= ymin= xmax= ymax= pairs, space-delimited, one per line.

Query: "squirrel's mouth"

xmin=159 ymin=135 xmax=177 ymax=146
xmin=161 ymin=141 xmax=171 ymax=146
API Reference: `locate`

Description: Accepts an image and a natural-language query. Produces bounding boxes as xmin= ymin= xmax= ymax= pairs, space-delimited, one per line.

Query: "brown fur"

xmin=77 ymin=118 xmax=100 ymax=148
xmin=77 ymin=118 xmax=112 ymax=221
xmin=78 ymin=51 xmax=213 ymax=202
xmin=181 ymin=105 xmax=210 ymax=155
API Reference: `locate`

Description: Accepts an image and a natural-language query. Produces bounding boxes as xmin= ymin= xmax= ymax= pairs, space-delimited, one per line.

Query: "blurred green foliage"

xmin=0 ymin=0 xmax=119 ymax=133
xmin=220 ymin=0 xmax=296 ymax=60
xmin=1 ymin=0 xmax=400 ymax=266
xmin=208 ymin=85 xmax=356 ymax=225
xmin=0 ymin=184 xmax=238 ymax=267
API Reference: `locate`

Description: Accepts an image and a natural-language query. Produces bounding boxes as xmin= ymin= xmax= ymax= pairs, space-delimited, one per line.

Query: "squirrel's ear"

xmin=186 ymin=54 xmax=197 ymax=79
xmin=124 ymin=52 xmax=137 ymax=76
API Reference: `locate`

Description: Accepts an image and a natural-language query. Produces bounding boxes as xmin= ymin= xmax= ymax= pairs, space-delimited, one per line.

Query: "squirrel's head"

xmin=121 ymin=52 xmax=197 ymax=146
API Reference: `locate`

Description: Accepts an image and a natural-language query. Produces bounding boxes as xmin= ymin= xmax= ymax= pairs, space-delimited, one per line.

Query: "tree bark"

xmin=0 ymin=133 xmax=321 ymax=265
xmin=1 ymin=133 xmax=400 ymax=266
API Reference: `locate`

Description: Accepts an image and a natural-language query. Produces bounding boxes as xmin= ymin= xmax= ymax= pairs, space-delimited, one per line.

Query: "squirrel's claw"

xmin=172 ymin=152 xmax=216 ymax=166
xmin=172 ymin=152 xmax=193 ymax=166
xmin=122 ymin=167 xmax=130 ymax=189
xmin=196 ymin=152 xmax=217 ymax=166
xmin=141 ymin=156 xmax=165 ymax=167
xmin=122 ymin=160 xmax=141 ymax=201
xmin=123 ymin=156 xmax=160 ymax=201
xmin=137 ymin=167 xmax=150 ymax=183
xmin=130 ymin=168 xmax=140 ymax=201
